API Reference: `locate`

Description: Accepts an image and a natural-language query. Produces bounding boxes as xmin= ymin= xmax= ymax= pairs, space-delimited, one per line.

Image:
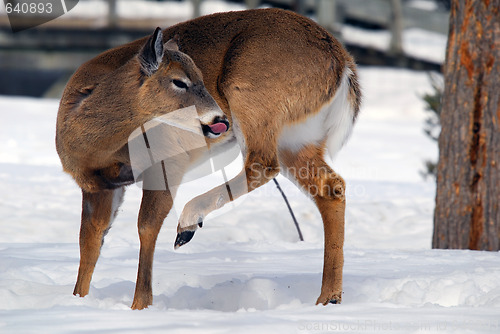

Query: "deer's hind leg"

xmin=74 ymin=187 xmax=125 ymax=297
xmin=175 ymin=109 xmax=281 ymax=243
xmin=279 ymin=144 xmax=346 ymax=305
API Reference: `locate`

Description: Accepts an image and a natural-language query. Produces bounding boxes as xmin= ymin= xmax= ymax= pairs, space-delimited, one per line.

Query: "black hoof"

xmin=329 ymin=299 xmax=339 ymax=305
xmin=174 ymin=230 xmax=195 ymax=249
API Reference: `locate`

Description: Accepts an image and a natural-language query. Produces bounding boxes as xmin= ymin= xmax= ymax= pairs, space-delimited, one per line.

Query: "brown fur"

xmin=56 ymin=8 xmax=361 ymax=309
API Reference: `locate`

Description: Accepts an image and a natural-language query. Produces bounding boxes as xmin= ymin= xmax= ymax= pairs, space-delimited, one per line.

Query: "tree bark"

xmin=433 ymin=0 xmax=500 ymax=250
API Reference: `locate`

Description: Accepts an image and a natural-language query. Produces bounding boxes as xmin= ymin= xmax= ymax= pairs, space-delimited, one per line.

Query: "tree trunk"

xmin=433 ymin=0 xmax=500 ymax=250
xmin=108 ymin=0 xmax=118 ymax=28
xmin=389 ymin=0 xmax=404 ymax=55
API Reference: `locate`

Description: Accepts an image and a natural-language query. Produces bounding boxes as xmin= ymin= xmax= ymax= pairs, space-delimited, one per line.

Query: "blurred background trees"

xmin=0 ymin=0 xmax=448 ymax=97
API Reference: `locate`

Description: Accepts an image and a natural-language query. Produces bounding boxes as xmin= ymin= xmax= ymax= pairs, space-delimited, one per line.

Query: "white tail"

xmin=56 ymin=8 xmax=361 ymax=310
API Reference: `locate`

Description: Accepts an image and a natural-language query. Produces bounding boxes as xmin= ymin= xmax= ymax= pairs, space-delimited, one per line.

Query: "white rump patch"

xmin=278 ymin=67 xmax=355 ymax=159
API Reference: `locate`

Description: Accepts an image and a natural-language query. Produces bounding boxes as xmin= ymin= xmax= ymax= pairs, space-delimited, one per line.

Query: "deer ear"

xmin=139 ymin=27 xmax=164 ymax=76
xmin=165 ymin=35 xmax=180 ymax=51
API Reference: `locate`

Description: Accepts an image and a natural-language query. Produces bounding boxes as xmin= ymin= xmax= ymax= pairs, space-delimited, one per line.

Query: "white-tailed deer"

xmin=56 ymin=8 xmax=361 ymax=310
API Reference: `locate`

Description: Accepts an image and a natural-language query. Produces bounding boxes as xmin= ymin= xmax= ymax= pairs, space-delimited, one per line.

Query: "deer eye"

xmin=172 ymin=79 xmax=188 ymax=90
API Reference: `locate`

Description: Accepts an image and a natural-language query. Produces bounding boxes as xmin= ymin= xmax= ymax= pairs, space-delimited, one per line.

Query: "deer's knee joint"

xmin=247 ymin=161 xmax=280 ymax=189
xmin=322 ymin=174 xmax=345 ymax=201
xmin=138 ymin=224 xmax=157 ymax=239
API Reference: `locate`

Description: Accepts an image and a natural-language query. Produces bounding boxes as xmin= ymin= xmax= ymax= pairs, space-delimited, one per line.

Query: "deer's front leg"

xmin=131 ymin=189 xmax=173 ymax=310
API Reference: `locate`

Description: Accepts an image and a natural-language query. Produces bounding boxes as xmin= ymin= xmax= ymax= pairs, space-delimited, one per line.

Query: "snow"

xmin=62 ymin=0 xmax=247 ymax=20
xmin=1 ymin=66 xmax=499 ymax=333
xmin=408 ymin=0 xmax=440 ymax=11
xmin=341 ymin=25 xmax=447 ymax=63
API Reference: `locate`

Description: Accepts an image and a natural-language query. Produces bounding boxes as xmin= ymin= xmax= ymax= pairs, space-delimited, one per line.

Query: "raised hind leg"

xmin=74 ymin=187 xmax=125 ymax=297
xmin=175 ymin=113 xmax=281 ymax=245
xmin=280 ymin=144 xmax=346 ymax=305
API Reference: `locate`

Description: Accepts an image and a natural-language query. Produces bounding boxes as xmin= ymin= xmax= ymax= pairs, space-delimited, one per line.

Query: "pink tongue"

xmin=208 ymin=122 xmax=228 ymax=134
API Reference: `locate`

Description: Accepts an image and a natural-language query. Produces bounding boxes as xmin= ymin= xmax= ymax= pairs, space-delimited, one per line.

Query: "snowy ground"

xmin=1 ymin=66 xmax=499 ymax=333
